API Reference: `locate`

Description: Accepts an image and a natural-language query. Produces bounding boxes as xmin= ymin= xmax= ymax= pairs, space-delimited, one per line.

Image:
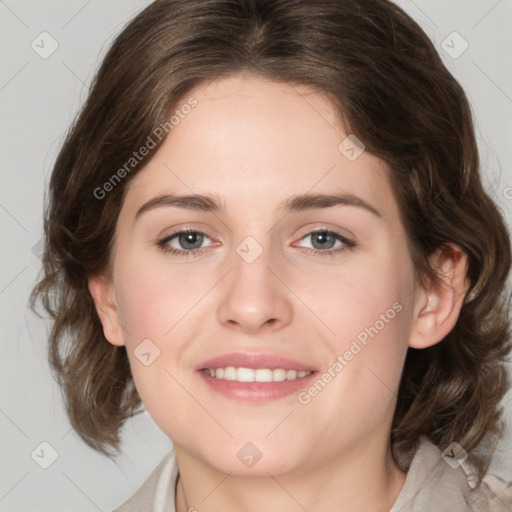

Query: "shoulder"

xmin=111 ymin=450 xmax=179 ymax=512
xmin=109 ymin=441 xmax=511 ymax=512
xmin=466 ymin=473 xmax=512 ymax=511
xmin=390 ymin=437 xmax=512 ymax=512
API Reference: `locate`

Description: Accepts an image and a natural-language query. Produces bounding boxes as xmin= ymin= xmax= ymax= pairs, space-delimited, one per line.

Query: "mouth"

xmin=196 ymin=353 xmax=317 ymax=401
xmin=201 ymin=367 xmax=313 ymax=382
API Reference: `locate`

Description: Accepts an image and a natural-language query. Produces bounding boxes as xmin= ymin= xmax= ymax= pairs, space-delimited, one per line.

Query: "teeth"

xmin=203 ymin=367 xmax=312 ymax=382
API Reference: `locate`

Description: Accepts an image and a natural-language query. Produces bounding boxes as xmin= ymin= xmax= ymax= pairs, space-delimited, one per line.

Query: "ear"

xmin=88 ymin=274 xmax=125 ymax=346
xmin=409 ymin=243 xmax=469 ymax=349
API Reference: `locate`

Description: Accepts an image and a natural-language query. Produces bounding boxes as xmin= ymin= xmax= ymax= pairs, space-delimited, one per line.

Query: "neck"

xmin=174 ymin=438 xmax=406 ymax=512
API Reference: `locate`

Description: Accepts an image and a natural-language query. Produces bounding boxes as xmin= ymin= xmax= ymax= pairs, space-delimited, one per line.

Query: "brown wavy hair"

xmin=31 ymin=0 xmax=511 ymax=476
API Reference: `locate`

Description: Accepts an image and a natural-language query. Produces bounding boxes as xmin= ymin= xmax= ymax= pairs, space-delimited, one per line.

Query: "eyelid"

xmin=293 ymin=222 xmax=356 ymax=240
xmin=157 ymin=222 xmax=216 ymax=239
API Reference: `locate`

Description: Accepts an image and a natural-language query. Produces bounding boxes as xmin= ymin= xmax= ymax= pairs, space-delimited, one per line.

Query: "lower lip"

xmin=197 ymin=371 xmax=317 ymax=401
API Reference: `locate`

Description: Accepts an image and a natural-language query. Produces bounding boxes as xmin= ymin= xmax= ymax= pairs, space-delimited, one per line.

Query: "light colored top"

xmin=113 ymin=438 xmax=512 ymax=511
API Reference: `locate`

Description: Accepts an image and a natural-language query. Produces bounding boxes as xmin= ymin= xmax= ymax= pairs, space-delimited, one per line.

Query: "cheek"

xmin=303 ymin=256 xmax=409 ymax=348
xmin=113 ymin=260 xmax=200 ymax=421
xmin=332 ymin=279 xmax=408 ymax=394
xmin=114 ymin=256 xmax=206 ymax=345
xmin=112 ymin=254 xmax=216 ymax=408
xmin=308 ymin=250 xmax=413 ymax=410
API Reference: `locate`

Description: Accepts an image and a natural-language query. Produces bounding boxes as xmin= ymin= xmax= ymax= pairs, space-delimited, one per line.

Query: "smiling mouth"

xmin=201 ymin=367 xmax=313 ymax=382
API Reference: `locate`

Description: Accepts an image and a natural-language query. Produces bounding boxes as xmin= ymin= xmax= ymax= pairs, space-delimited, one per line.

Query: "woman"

xmin=32 ymin=0 xmax=512 ymax=510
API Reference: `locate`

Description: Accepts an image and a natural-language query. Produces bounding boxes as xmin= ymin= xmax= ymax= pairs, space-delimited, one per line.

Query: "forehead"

xmin=121 ymin=74 xmax=398 ymax=221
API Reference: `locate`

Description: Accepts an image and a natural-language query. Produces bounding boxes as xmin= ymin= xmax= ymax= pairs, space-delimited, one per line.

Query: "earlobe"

xmin=408 ymin=243 xmax=469 ymax=349
xmin=88 ymin=274 xmax=126 ymax=347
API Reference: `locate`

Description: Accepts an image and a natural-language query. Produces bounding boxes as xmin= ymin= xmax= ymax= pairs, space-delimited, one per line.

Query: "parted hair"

xmin=31 ymin=0 xmax=511 ymax=476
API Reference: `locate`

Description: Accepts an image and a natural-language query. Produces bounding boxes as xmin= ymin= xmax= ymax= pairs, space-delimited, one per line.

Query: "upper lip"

xmin=196 ymin=352 xmax=316 ymax=372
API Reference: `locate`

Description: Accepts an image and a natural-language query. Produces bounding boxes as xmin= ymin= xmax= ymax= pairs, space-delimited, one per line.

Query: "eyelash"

xmin=156 ymin=228 xmax=356 ymax=257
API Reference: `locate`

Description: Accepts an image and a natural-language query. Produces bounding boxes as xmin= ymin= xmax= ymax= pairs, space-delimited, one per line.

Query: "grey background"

xmin=1 ymin=1 xmax=511 ymax=510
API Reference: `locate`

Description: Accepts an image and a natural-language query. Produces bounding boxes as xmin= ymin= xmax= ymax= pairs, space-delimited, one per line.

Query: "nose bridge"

xmin=216 ymin=234 xmax=293 ymax=333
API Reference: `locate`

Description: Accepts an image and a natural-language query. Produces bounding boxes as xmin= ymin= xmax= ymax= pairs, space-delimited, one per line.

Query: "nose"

xmin=216 ymin=244 xmax=294 ymax=335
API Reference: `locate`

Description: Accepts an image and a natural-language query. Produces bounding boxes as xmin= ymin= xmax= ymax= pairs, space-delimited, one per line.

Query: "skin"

xmin=89 ymin=73 xmax=469 ymax=512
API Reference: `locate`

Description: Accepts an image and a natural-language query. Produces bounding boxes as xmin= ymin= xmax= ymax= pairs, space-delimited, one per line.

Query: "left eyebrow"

xmin=134 ymin=191 xmax=383 ymax=221
xmin=279 ymin=192 xmax=383 ymax=218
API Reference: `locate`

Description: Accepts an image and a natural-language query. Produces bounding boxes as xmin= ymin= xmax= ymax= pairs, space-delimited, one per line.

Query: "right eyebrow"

xmin=134 ymin=193 xmax=224 ymax=221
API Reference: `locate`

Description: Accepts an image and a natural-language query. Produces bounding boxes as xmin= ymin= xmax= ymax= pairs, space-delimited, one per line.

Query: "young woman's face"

xmin=106 ymin=74 xmax=420 ymax=476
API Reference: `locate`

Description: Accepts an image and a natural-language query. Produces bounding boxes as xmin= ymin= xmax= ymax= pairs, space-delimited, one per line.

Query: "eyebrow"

xmin=134 ymin=191 xmax=382 ymax=220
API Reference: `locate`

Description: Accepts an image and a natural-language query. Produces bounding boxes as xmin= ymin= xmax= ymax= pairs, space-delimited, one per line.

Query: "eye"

xmin=156 ymin=229 xmax=215 ymax=256
xmin=294 ymin=230 xmax=355 ymax=255
xmin=156 ymin=228 xmax=355 ymax=257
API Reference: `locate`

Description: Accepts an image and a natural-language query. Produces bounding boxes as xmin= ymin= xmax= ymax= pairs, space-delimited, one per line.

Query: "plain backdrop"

xmin=1 ymin=1 xmax=511 ymax=510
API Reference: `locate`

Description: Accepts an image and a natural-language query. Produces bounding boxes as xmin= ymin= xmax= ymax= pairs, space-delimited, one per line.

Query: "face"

xmin=96 ymin=74 xmax=421 ymax=477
